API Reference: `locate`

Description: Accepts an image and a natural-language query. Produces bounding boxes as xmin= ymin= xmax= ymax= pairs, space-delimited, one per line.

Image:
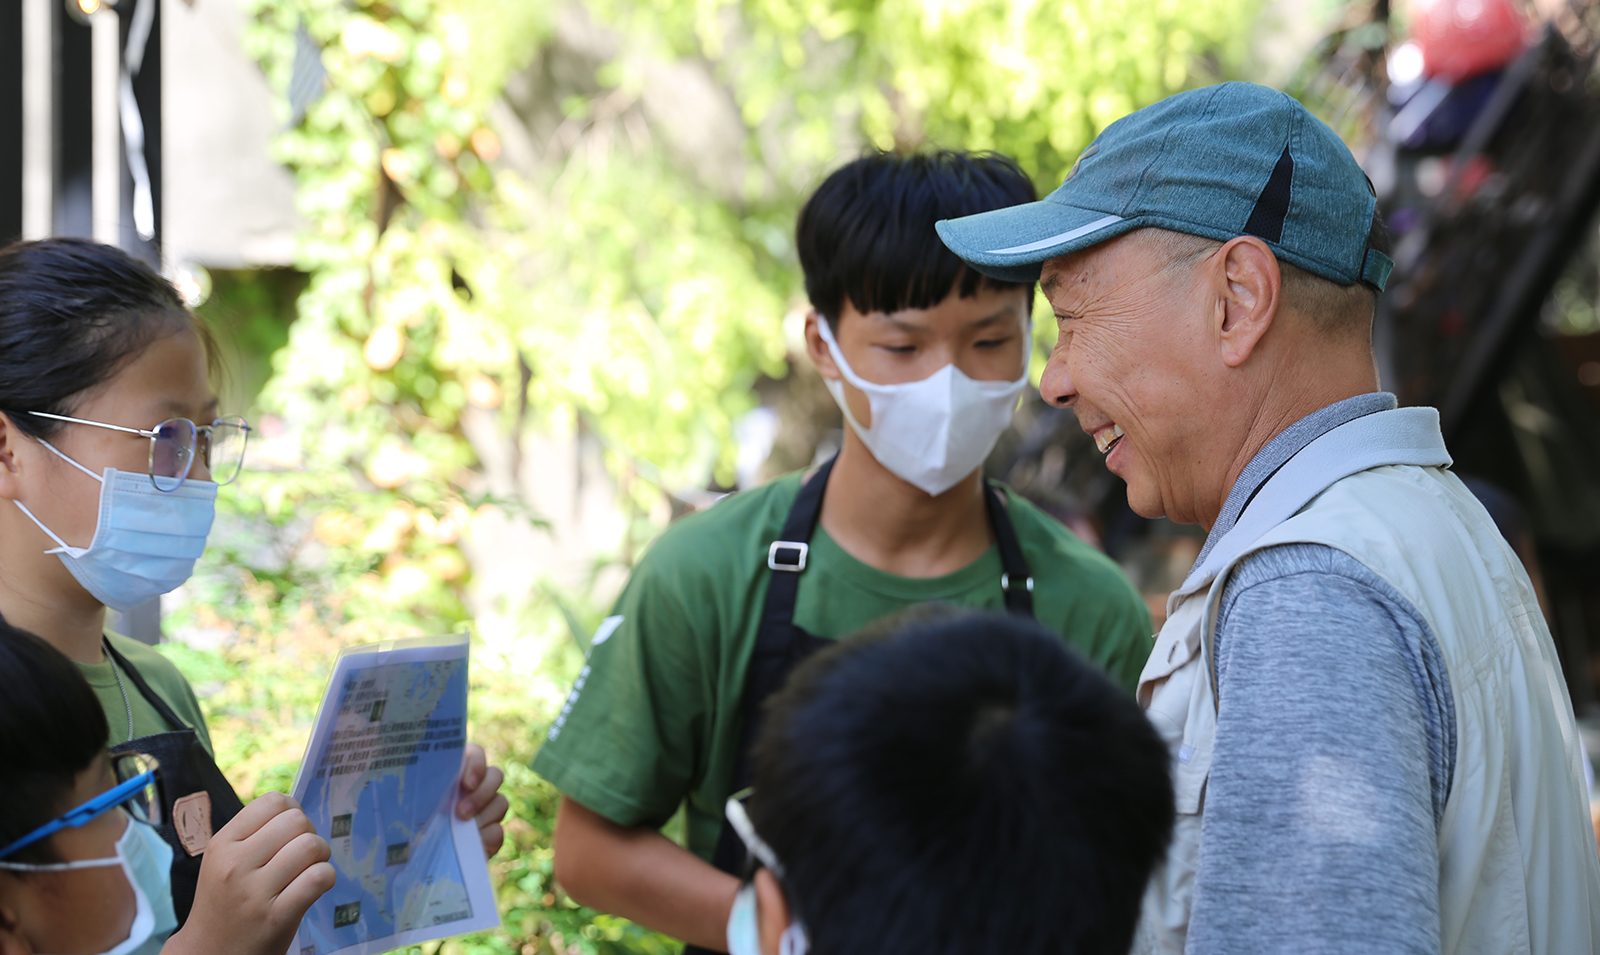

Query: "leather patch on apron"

xmin=172 ymin=791 xmax=214 ymax=856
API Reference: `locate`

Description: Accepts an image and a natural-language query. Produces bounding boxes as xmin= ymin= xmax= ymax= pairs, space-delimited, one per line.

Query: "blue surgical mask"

xmin=0 ymin=812 xmax=177 ymax=955
xmin=13 ymin=439 xmax=217 ymax=612
xmin=727 ymin=882 xmax=809 ymax=955
xmin=724 ymin=796 xmax=810 ymax=955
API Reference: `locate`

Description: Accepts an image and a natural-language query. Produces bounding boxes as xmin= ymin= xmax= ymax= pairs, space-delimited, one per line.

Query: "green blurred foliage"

xmin=162 ymin=1 xmax=1260 ymax=952
xmin=604 ymin=0 xmax=1254 ymax=182
xmin=197 ymin=268 xmax=309 ymax=416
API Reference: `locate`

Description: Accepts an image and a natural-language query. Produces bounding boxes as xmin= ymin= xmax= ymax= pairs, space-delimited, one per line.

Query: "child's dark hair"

xmin=0 ymin=616 xmax=110 ymax=865
xmin=0 ymin=237 xmax=215 ymax=441
xmin=797 ymin=150 xmax=1038 ymax=325
xmin=749 ymin=607 xmax=1174 ymax=955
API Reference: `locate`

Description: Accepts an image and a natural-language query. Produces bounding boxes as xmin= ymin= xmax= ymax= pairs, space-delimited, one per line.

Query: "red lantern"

xmin=1411 ymin=0 xmax=1531 ymax=82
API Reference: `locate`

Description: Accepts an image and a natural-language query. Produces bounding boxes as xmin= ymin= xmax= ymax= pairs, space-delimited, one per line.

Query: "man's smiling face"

xmin=1037 ymin=230 xmax=1221 ymax=525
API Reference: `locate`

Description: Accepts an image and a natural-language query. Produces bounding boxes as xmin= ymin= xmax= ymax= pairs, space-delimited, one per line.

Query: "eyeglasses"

xmin=0 ymin=753 xmax=164 ymax=860
xmin=26 ymin=411 xmax=251 ymax=491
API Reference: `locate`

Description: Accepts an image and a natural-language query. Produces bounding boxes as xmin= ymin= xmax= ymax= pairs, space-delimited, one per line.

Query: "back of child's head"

xmin=0 ymin=617 xmax=110 ymax=865
xmin=748 ymin=607 xmax=1173 ymax=955
xmin=797 ymin=151 xmax=1037 ymax=325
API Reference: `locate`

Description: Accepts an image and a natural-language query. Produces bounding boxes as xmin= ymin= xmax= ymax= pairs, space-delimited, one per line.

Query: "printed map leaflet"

xmin=291 ymin=634 xmax=498 ymax=955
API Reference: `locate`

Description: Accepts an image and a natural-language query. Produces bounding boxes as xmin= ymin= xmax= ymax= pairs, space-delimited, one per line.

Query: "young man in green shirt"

xmin=532 ymin=150 xmax=1153 ymax=953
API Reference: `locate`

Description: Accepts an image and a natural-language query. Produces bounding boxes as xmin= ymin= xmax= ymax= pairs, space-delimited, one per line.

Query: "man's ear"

xmin=1215 ymin=236 xmax=1281 ymax=369
xmin=753 ymin=868 xmax=791 ymax=955
xmin=804 ymin=311 xmax=842 ymax=382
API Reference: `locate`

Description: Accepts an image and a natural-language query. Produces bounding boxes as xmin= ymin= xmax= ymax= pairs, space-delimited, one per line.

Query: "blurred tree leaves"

xmin=243 ymin=0 xmax=1258 ymax=510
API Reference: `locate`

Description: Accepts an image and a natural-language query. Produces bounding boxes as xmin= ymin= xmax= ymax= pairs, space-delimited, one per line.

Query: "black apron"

xmin=682 ymin=456 xmax=1035 ymax=954
xmin=105 ymin=639 xmax=246 ymax=927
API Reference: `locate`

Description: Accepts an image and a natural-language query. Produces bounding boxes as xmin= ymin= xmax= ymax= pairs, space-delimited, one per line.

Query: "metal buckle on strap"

xmin=1000 ymin=573 xmax=1034 ymax=593
xmin=768 ymin=541 xmax=809 ymax=572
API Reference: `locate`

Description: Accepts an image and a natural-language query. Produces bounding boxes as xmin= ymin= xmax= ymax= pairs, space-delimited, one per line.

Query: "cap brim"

xmin=936 ymin=201 xmax=1137 ymax=283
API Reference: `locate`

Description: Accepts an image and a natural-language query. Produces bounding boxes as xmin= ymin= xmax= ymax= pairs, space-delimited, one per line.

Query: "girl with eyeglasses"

xmin=0 ymin=617 xmax=336 ymax=955
xmin=0 ymin=238 xmax=508 ymax=930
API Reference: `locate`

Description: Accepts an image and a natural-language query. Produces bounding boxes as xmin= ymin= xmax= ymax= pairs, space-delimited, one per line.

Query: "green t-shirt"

xmin=78 ymin=632 xmax=215 ymax=755
xmin=532 ymin=472 xmax=1153 ymax=860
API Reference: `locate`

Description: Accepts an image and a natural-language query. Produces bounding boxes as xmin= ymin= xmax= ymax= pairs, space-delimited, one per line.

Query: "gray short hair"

xmin=1142 ymin=227 xmax=1376 ymax=335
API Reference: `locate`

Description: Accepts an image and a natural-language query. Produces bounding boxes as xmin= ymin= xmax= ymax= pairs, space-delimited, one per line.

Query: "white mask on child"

xmin=817 ymin=318 xmax=1027 ymax=497
xmin=0 ymin=812 xmax=177 ymax=955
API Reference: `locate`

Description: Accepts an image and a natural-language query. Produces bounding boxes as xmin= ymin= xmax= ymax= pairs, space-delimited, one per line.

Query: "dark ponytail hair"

xmin=0 ymin=616 xmax=110 ymax=865
xmin=0 ymin=238 xmax=215 ymax=440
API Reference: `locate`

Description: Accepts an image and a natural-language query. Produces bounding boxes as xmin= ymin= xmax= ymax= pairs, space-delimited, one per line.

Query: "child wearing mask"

xmin=535 ymin=151 xmax=1153 ymax=952
xmin=729 ymin=607 xmax=1175 ymax=955
xmin=0 ymin=238 xmax=508 ymax=925
xmin=0 ymin=617 xmax=334 ymax=955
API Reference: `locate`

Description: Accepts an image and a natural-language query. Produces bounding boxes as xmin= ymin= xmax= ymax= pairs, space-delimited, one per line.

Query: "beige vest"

xmin=1134 ymin=408 xmax=1600 ymax=955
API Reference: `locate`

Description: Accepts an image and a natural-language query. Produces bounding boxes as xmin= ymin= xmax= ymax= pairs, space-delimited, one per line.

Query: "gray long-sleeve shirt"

xmin=1184 ymin=394 xmax=1457 ymax=955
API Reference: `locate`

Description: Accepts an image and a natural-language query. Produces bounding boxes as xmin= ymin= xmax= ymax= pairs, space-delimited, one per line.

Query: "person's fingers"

xmin=458 ymin=763 xmax=504 ymax=820
xmin=475 ymin=791 xmax=510 ymax=828
xmin=477 ymin=821 xmax=505 ymax=859
xmin=475 ymin=789 xmax=510 ymax=858
xmin=457 ymin=743 xmax=488 ymax=808
xmin=213 ymin=791 xmax=298 ymax=847
xmin=260 ymin=830 xmax=333 ymax=898
xmin=274 ymin=860 xmax=338 ymax=925
xmin=457 ymin=742 xmax=486 ymax=815
xmin=236 ymin=803 xmax=320 ymax=872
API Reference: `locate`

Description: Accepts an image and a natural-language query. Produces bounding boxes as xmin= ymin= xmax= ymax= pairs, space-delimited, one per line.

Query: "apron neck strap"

xmin=761 ymin=456 xmax=838 ymax=628
xmin=983 ymin=482 xmax=1034 ymax=617
xmin=765 ymin=456 xmax=1036 ymax=620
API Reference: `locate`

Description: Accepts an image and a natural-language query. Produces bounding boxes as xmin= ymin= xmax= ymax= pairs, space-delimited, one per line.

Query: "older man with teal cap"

xmin=939 ymin=82 xmax=1600 ymax=955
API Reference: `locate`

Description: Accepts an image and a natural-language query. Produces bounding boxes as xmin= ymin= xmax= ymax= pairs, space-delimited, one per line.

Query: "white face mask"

xmin=12 ymin=438 xmax=217 ymax=612
xmin=817 ymin=318 xmax=1028 ymax=497
xmin=0 ymin=813 xmax=177 ymax=955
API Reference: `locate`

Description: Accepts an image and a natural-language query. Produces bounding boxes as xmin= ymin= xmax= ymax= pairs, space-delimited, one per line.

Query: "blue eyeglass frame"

xmin=0 ymin=766 xmax=159 ymax=861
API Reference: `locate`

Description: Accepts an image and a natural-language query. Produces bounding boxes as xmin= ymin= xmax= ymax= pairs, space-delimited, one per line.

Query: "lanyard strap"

xmin=103 ymin=638 xmax=188 ymax=733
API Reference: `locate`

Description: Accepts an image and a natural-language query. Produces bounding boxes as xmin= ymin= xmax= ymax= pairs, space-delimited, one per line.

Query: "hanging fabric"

xmin=118 ymin=0 xmax=157 ymax=239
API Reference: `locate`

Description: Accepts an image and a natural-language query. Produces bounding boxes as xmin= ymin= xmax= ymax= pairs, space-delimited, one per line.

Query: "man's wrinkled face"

xmin=1037 ymin=232 xmax=1217 ymax=525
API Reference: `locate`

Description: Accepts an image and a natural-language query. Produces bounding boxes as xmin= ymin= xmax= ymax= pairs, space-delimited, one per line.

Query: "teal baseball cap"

xmin=936 ymin=82 xmax=1394 ymax=290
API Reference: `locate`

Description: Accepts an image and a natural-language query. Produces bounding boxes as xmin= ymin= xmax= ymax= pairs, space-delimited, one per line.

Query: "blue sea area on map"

xmin=297 ymin=657 xmax=472 ymax=954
